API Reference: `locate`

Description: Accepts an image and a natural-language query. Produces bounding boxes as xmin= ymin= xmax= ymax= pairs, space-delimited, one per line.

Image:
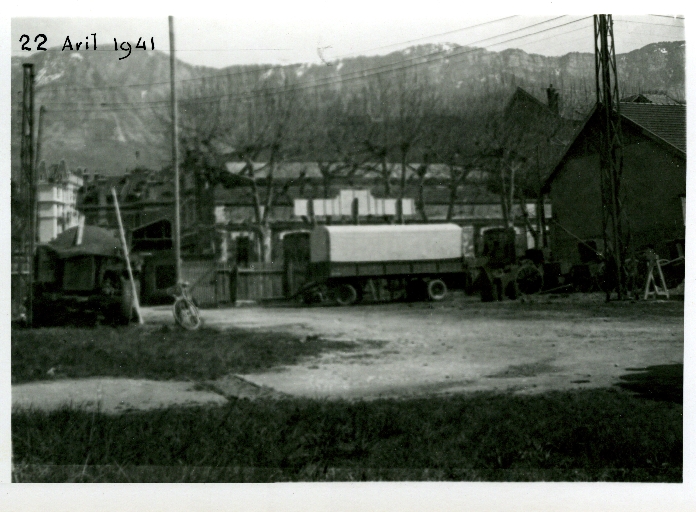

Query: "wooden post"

xmin=169 ymin=16 xmax=182 ymax=285
xmin=112 ymin=188 xmax=143 ymax=324
xmin=352 ymin=197 xmax=360 ymax=225
xmin=21 ymin=63 xmax=35 ymax=326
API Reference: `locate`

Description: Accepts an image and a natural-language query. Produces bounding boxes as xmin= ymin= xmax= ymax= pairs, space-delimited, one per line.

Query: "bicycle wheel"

xmin=173 ymin=296 xmax=201 ymax=330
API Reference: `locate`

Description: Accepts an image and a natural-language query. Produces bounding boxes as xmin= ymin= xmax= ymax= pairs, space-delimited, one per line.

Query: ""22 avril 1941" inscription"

xmin=19 ymin=34 xmax=155 ymax=60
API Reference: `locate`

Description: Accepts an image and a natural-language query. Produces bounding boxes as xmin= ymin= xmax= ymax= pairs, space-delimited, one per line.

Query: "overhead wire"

xmin=38 ymin=16 xmax=589 ymax=111
xmin=331 ymin=15 xmax=520 ymax=58
xmin=33 ymin=15 xmax=520 ymax=94
xmin=648 ymin=14 xmax=685 ymax=20
xmin=613 ymin=19 xmax=685 ymax=29
xmin=35 ymin=16 xmax=570 ymax=102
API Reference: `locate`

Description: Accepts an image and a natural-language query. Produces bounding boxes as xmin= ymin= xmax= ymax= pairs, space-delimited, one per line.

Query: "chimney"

xmin=547 ymin=84 xmax=559 ymax=115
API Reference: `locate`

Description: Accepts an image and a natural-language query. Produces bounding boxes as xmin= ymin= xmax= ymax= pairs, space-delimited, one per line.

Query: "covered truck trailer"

xmin=300 ymin=224 xmax=466 ymax=305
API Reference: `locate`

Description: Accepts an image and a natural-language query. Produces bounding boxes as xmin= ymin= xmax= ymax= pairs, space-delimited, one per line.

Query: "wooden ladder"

xmin=643 ymin=251 xmax=670 ymax=300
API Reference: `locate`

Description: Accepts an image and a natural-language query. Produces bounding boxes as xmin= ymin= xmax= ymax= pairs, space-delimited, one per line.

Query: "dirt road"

xmin=13 ymin=293 xmax=683 ymax=411
xmin=143 ymin=293 xmax=684 ymax=399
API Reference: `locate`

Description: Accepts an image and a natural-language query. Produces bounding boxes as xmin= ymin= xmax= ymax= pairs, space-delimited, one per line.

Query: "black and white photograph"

xmin=5 ymin=4 xmax=692 ymax=507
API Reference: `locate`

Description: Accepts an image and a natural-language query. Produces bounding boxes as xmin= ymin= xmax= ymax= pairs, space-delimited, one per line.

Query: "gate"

xmin=181 ymin=259 xmax=234 ymax=307
xmin=235 ymin=262 xmax=285 ymax=302
xmin=283 ymin=232 xmax=311 ymax=297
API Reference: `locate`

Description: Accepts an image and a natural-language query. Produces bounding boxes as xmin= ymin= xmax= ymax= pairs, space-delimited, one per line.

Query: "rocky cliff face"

xmin=11 ymin=40 xmax=684 ymax=179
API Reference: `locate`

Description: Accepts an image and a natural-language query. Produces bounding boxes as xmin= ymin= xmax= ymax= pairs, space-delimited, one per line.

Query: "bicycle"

xmin=168 ymin=282 xmax=201 ymax=330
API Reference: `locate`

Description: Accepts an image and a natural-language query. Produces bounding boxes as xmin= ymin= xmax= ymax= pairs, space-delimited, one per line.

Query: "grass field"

xmin=11 ymin=325 xmax=357 ymax=384
xmin=12 ymin=388 xmax=682 ymax=482
xmin=12 ymin=299 xmax=683 ymax=482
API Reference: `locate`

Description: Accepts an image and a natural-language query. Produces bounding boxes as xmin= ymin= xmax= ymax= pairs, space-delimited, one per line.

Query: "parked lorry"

xmin=31 ymin=225 xmax=140 ymax=326
xmin=472 ymin=227 xmax=544 ymax=301
xmin=296 ymin=224 xmax=467 ymax=305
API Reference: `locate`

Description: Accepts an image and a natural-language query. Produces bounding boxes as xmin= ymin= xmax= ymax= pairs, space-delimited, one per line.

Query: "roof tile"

xmin=620 ymin=104 xmax=686 ymax=154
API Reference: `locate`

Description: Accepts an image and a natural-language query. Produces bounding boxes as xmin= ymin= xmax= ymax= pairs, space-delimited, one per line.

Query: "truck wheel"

xmin=505 ymin=279 xmax=519 ymax=300
xmin=334 ymin=283 xmax=358 ymax=306
xmin=479 ymin=271 xmax=498 ymax=302
xmin=405 ymin=279 xmax=424 ymax=302
xmin=516 ymin=263 xmax=543 ymax=295
xmin=32 ymin=301 xmax=56 ymax=327
xmin=427 ymin=279 xmax=448 ymax=301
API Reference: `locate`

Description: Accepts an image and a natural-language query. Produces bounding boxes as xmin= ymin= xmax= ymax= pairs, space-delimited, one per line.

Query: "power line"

xmin=501 ymin=23 xmax=593 ymax=52
xmin=649 ymin=14 xmax=685 ymax=20
xmin=32 ymin=16 xmax=520 ymax=94
xmin=37 ymin=16 xmax=579 ymax=110
xmin=332 ymin=15 xmax=519 ymax=58
xmin=613 ymin=19 xmax=685 ymax=29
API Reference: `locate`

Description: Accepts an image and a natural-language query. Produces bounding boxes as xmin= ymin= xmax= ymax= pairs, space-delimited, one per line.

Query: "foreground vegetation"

xmin=11 ymin=325 xmax=356 ymax=384
xmin=13 ymin=389 xmax=682 ymax=482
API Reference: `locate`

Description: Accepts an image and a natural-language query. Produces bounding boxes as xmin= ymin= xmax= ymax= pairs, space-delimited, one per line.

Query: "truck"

xmin=31 ymin=224 xmax=140 ymax=326
xmin=472 ymin=227 xmax=544 ymax=302
xmin=294 ymin=224 xmax=467 ymax=305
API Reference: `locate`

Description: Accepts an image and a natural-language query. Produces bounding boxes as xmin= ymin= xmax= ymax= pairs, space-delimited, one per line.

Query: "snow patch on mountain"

xmin=35 ymin=68 xmax=64 ymax=86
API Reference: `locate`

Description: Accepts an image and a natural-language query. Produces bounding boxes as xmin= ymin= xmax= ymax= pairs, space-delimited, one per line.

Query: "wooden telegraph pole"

xmin=169 ymin=16 xmax=182 ymax=284
xmin=594 ymin=14 xmax=626 ymax=300
xmin=20 ymin=63 xmax=35 ymax=326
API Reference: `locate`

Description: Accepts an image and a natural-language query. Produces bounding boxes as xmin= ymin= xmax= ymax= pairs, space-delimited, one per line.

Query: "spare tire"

xmin=427 ymin=279 xmax=448 ymax=301
xmin=334 ymin=283 xmax=359 ymax=306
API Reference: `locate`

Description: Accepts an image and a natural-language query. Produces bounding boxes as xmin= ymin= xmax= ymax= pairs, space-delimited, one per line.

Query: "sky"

xmin=11 ymin=14 xmax=685 ymax=69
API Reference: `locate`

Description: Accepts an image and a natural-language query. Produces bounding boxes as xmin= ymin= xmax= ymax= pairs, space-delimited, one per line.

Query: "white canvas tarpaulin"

xmin=310 ymin=224 xmax=463 ymax=263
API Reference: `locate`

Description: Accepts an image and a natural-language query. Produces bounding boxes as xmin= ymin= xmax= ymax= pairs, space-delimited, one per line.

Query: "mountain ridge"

xmin=11 ymin=40 xmax=685 ymax=179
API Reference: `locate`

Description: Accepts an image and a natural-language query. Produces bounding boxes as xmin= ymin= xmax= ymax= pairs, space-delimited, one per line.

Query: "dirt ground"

xmin=146 ymin=293 xmax=684 ymax=398
xmin=12 ymin=292 xmax=683 ymax=412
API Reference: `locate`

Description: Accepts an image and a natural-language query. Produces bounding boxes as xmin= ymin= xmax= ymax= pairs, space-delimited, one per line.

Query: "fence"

xmin=182 ymin=259 xmax=234 ymax=307
xmin=235 ymin=262 xmax=285 ymax=302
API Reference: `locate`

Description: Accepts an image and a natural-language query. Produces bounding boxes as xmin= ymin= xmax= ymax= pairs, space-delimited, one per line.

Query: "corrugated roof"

xmin=619 ymin=103 xmax=686 ymax=154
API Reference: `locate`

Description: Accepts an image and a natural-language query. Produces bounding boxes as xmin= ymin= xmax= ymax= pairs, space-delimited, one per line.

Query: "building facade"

xmin=36 ymin=161 xmax=85 ymax=243
xmin=543 ymin=103 xmax=686 ymax=264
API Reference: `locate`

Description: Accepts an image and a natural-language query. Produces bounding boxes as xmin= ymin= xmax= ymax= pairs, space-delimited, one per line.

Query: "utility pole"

xmin=34 ymin=105 xmax=46 ymax=173
xmin=20 ymin=63 xmax=35 ymax=326
xmin=535 ymin=144 xmax=547 ymax=249
xmin=169 ymin=16 xmax=182 ymax=284
xmin=594 ymin=14 xmax=626 ymax=301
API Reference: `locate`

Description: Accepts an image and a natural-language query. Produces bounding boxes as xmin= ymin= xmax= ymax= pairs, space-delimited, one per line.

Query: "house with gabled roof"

xmin=542 ymin=102 xmax=686 ymax=265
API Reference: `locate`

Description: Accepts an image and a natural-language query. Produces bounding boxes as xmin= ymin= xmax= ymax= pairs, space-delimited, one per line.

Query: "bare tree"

xmin=348 ymin=71 xmax=442 ymax=222
xmin=392 ymin=71 xmax=440 ymax=222
xmin=166 ymin=67 xmax=305 ymax=263
xmin=357 ymin=75 xmax=397 ymax=199
xmin=302 ymin=88 xmax=369 ymax=199
xmin=474 ymin=91 xmax=571 ymax=246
